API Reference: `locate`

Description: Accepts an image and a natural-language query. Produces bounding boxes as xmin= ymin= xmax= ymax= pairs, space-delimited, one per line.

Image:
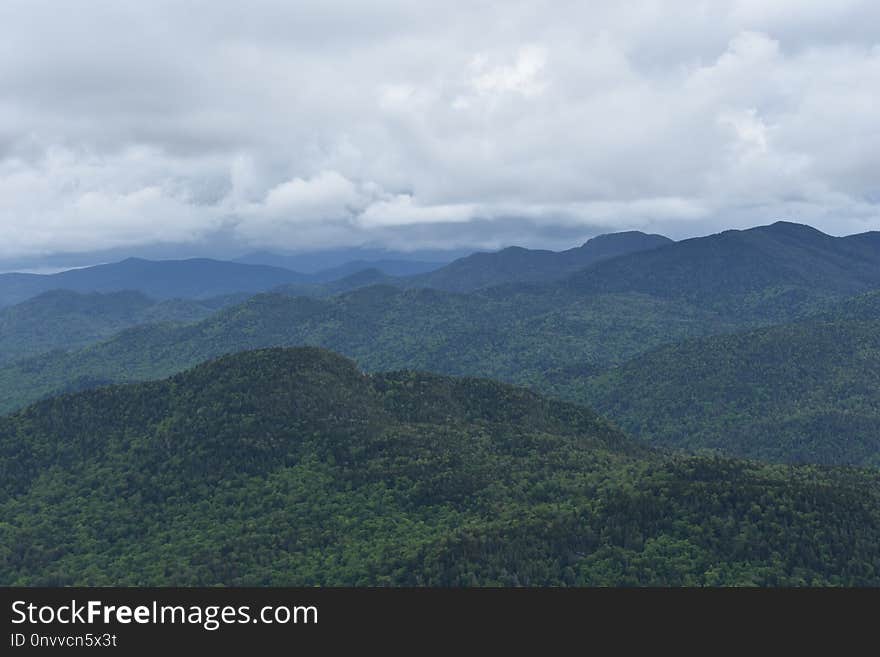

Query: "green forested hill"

xmin=2 ymin=347 xmax=879 ymax=586
xmin=814 ymin=289 xmax=880 ymax=321
xmin=0 ymin=289 xmax=241 ymax=364
xmin=0 ymin=287 xmax=737 ymax=415
xmin=583 ymin=319 xmax=880 ymax=466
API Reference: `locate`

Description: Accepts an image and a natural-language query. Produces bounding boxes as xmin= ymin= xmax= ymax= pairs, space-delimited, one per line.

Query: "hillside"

xmin=0 ymin=290 xmax=238 ymax=364
xmin=406 ymin=231 xmax=672 ymax=292
xmin=0 ymin=287 xmax=738 ymax=415
xmin=2 ymin=347 xmax=879 ymax=586
xmin=565 ymin=222 xmax=880 ymax=320
xmin=582 ymin=317 xmax=880 ymax=466
xmin=0 ymin=257 xmax=312 ymax=307
xmin=814 ymin=289 xmax=880 ymax=322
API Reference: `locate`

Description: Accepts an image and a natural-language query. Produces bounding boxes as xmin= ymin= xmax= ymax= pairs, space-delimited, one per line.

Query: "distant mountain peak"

xmin=583 ymin=230 xmax=669 ymax=246
xmin=754 ymin=221 xmax=829 ymax=238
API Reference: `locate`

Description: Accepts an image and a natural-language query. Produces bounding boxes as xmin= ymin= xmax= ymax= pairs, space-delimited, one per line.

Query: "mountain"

xmin=310 ymin=260 xmax=443 ymax=281
xmin=564 ymin=222 xmax=880 ymax=320
xmin=0 ymin=287 xmax=738 ymax=415
xmin=0 ymin=290 xmax=240 ymax=365
xmin=234 ymin=247 xmax=463 ymax=274
xmin=0 ymin=258 xmax=313 ymax=307
xmin=582 ymin=313 xmax=880 ymax=467
xmin=405 ymin=231 xmax=673 ymax=292
xmin=2 ymin=346 xmax=879 ymax=586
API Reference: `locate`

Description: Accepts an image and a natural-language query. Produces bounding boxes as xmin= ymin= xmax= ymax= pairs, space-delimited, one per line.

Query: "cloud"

xmin=1 ymin=1 xmax=879 ymax=260
xmin=471 ymin=46 xmax=548 ymax=97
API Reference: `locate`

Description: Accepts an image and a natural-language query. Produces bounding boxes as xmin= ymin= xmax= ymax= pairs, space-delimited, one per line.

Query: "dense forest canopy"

xmin=2 ymin=348 xmax=879 ymax=586
xmin=582 ymin=318 xmax=880 ymax=467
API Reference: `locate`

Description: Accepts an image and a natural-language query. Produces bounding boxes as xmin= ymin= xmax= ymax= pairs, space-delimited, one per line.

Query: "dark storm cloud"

xmin=1 ymin=0 xmax=879 ymax=259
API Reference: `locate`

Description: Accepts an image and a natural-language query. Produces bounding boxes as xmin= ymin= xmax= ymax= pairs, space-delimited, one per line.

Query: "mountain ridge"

xmin=405 ymin=230 xmax=673 ymax=292
xmin=562 ymin=221 xmax=880 ymax=319
xmin=0 ymin=289 xmax=241 ymax=365
xmin=0 ymin=258 xmax=313 ymax=307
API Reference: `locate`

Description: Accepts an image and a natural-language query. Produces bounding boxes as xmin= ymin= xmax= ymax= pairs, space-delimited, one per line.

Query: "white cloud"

xmin=471 ymin=46 xmax=547 ymax=97
xmin=359 ymin=195 xmax=477 ymax=227
xmin=259 ymin=171 xmax=363 ymax=221
xmin=1 ymin=0 xmax=879 ymax=259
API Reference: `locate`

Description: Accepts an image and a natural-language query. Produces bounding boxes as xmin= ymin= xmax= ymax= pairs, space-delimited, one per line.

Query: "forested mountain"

xmin=233 ymin=247 xmax=463 ymax=274
xmin=405 ymin=231 xmax=672 ymax=292
xmin=0 ymin=290 xmax=241 ymax=364
xmin=582 ymin=317 xmax=880 ymax=466
xmin=565 ymin=222 xmax=880 ymax=320
xmin=0 ymin=258 xmax=312 ymax=307
xmin=2 ymin=347 xmax=879 ymax=586
xmin=0 ymin=287 xmax=738 ymax=415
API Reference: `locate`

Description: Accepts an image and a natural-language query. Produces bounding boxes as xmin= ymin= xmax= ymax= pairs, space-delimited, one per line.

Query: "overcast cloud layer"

xmin=1 ymin=0 xmax=879 ymax=259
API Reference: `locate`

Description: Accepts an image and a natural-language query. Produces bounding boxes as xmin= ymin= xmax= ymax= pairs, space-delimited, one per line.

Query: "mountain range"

xmin=0 ymin=230 xmax=673 ymax=308
xmin=0 ymin=222 xmax=880 ymax=585
xmin=1 ymin=219 xmax=880 ymax=566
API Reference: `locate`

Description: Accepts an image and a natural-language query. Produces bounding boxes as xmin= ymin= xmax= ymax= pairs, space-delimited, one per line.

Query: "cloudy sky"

xmin=1 ymin=0 xmax=879 ymax=262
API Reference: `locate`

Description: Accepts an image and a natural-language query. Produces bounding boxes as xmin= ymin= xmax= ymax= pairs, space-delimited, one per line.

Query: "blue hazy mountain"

xmin=0 ymin=257 xmax=312 ymax=307
xmin=404 ymin=231 xmax=673 ymax=292
xmin=564 ymin=222 xmax=880 ymax=319
xmin=308 ymin=259 xmax=444 ymax=281
xmin=233 ymin=247 xmax=465 ymax=274
xmin=0 ymin=230 xmax=673 ymax=306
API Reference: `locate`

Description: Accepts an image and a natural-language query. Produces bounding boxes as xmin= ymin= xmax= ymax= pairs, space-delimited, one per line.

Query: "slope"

xmin=583 ymin=315 xmax=880 ymax=466
xmin=1 ymin=347 xmax=879 ymax=586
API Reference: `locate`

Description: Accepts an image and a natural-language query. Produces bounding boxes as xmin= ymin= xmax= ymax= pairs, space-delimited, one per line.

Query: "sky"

xmin=1 ymin=0 xmax=879 ymax=263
